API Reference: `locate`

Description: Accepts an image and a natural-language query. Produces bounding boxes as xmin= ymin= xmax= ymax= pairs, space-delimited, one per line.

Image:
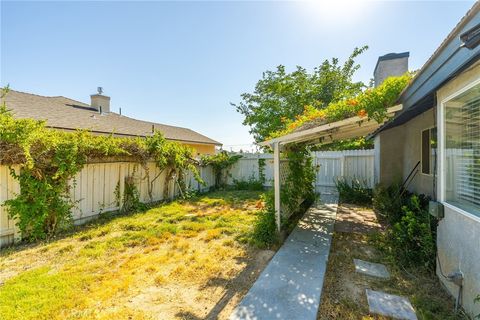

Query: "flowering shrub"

xmin=269 ymin=73 xmax=412 ymax=139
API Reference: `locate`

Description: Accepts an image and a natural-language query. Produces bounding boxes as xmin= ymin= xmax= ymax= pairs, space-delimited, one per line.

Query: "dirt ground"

xmin=127 ymin=248 xmax=275 ymax=320
xmin=0 ymin=190 xmax=275 ymax=320
xmin=317 ymin=203 xmax=467 ymax=320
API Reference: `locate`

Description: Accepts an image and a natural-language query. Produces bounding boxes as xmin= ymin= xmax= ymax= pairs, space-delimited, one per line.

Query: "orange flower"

xmin=347 ymin=99 xmax=358 ymax=106
xmin=357 ymin=109 xmax=367 ymax=118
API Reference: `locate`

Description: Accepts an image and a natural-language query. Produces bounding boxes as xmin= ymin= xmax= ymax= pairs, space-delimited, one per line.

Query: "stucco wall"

xmin=437 ymin=206 xmax=480 ymax=317
xmin=435 ymin=61 xmax=480 ymax=317
xmin=376 ymin=124 xmax=405 ymax=186
xmin=183 ymin=143 xmax=216 ymax=155
xmin=401 ymin=108 xmax=435 ymax=197
xmin=376 ymin=108 xmax=435 ymax=197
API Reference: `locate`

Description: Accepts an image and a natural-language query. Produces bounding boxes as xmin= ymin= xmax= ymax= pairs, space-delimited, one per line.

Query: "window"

xmin=443 ymin=82 xmax=480 ymax=217
xmin=421 ymin=127 xmax=437 ymax=175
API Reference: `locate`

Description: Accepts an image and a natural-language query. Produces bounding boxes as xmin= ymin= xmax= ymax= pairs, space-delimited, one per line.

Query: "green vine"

xmin=200 ymin=151 xmax=242 ymax=189
xmin=258 ymin=158 xmax=266 ymax=185
xmin=281 ymin=146 xmax=316 ymax=216
xmin=0 ymin=87 xmax=202 ymax=240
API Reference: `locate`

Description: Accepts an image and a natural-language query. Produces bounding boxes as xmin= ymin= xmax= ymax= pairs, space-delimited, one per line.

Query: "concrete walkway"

xmin=230 ymin=191 xmax=338 ymax=320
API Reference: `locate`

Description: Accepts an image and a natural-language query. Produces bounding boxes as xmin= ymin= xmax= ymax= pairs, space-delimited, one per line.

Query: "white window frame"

xmin=438 ymin=77 xmax=480 ymax=223
xmin=420 ymin=126 xmax=436 ymax=177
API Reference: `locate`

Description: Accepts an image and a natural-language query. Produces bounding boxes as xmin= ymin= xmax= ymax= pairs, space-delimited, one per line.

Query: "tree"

xmin=232 ymin=46 xmax=368 ymax=142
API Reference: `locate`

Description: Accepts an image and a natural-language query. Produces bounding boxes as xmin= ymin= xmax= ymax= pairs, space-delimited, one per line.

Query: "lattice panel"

xmin=279 ymin=160 xmax=290 ymax=186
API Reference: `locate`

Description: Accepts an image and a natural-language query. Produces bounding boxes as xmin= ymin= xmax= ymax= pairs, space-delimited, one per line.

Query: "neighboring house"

xmin=2 ymin=89 xmax=221 ymax=155
xmin=372 ymin=3 xmax=480 ymax=316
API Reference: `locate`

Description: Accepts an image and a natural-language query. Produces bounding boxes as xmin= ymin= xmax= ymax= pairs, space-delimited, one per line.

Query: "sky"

xmin=0 ymin=0 xmax=475 ymax=151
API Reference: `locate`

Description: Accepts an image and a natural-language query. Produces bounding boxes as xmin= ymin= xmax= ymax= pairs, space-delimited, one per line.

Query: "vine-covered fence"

xmin=0 ymin=161 xmax=215 ymax=247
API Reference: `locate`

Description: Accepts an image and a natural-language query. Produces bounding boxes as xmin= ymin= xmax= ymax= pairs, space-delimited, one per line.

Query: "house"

xmin=261 ymin=2 xmax=480 ymax=316
xmin=2 ymin=89 xmax=221 ymax=155
xmin=371 ymin=3 xmax=480 ymax=316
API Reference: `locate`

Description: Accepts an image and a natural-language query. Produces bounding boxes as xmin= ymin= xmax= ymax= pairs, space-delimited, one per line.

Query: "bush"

xmin=373 ymin=182 xmax=408 ymax=225
xmin=372 ymin=185 xmax=437 ymax=271
xmin=232 ymin=177 xmax=264 ymax=191
xmin=387 ymin=195 xmax=436 ymax=269
xmin=335 ymin=178 xmax=372 ymax=205
xmin=251 ymin=192 xmax=278 ymax=248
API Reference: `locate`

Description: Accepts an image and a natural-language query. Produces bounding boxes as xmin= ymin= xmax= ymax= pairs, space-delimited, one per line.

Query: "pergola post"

xmin=273 ymin=142 xmax=281 ymax=233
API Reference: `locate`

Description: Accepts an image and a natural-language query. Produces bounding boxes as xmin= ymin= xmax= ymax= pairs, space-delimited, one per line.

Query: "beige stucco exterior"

xmin=374 ymin=124 xmax=405 ymax=185
xmin=375 ymin=108 xmax=435 ymax=197
xmin=183 ymin=142 xmax=216 ymax=155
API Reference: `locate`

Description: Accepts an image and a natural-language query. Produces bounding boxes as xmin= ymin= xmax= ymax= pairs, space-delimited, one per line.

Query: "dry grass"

xmin=0 ymin=190 xmax=274 ymax=320
xmin=318 ymin=203 xmax=469 ymax=320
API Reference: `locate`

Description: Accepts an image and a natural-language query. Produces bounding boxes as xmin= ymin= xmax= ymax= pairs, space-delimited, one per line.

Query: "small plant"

xmin=121 ymin=176 xmax=146 ymax=213
xmin=335 ymin=178 xmax=372 ymax=205
xmin=251 ymin=192 xmax=278 ymax=248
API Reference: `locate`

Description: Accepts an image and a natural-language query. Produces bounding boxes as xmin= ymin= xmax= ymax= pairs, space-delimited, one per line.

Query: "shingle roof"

xmin=3 ymin=90 xmax=222 ymax=146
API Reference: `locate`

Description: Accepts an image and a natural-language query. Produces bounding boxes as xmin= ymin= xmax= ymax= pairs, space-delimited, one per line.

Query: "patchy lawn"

xmin=317 ymin=203 xmax=468 ymax=320
xmin=0 ymin=190 xmax=275 ymax=320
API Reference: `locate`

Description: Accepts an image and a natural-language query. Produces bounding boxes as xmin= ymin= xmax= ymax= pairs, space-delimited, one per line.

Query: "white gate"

xmin=313 ymin=150 xmax=375 ymax=188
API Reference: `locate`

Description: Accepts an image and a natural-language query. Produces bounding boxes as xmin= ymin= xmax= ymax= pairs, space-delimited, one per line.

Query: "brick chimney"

xmin=373 ymin=52 xmax=409 ymax=87
xmin=90 ymin=87 xmax=110 ymax=113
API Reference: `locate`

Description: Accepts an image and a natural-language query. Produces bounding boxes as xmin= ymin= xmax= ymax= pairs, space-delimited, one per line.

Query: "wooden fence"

xmin=228 ymin=150 xmax=375 ymax=189
xmin=313 ymin=150 xmax=375 ymax=188
xmin=0 ymin=161 xmax=215 ymax=247
xmin=0 ymin=150 xmax=374 ymax=247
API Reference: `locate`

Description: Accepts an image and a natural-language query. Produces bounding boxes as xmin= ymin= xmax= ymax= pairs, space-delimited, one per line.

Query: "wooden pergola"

xmin=259 ymin=105 xmax=402 ymax=232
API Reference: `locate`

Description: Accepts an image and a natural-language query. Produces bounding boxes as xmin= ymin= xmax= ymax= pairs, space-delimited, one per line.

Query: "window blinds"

xmin=445 ymin=84 xmax=480 ymax=215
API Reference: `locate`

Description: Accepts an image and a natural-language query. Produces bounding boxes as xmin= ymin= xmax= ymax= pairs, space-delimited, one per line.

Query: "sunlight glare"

xmin=302 ymin=0 xmax=371 ymax=26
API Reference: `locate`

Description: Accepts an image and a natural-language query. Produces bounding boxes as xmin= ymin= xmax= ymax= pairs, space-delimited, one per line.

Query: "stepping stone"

xmin=354 ymin=259 xmax=390 ymax=279
xmin=366 ymin=289 xmax=417 ymax=320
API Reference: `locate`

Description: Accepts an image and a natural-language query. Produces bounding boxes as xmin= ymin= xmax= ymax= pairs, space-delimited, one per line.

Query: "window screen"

xmin=444 ymin=82 xmax=480 ymax=217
